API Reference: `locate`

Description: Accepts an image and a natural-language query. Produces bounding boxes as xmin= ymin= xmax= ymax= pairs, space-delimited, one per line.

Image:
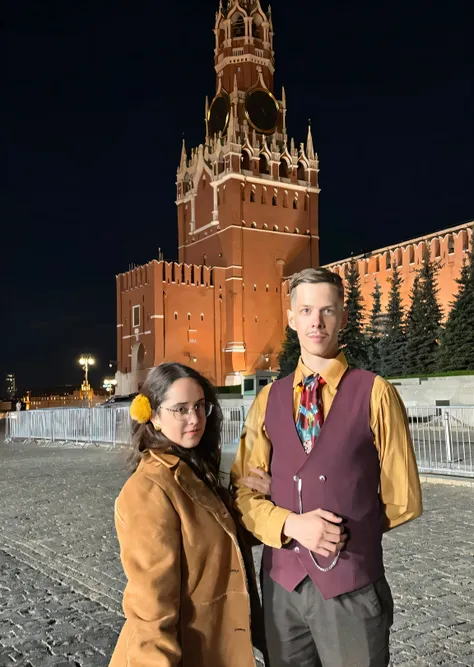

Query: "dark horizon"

xmin=3 ymin=0 xmax=473 ymax=392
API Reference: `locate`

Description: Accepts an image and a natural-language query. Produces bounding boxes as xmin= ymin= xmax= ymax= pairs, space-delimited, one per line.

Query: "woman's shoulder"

xmin=115 ymin=454 xmax=178 ymax=518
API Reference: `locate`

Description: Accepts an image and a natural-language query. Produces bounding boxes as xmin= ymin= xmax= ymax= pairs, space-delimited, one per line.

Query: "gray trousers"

xmin=262 ymin=573 xmax=393 ymax=667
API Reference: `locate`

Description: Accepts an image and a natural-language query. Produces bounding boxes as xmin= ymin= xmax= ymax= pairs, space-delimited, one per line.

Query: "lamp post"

xmin=79 ymin=355 xmax=95 ymax=400
xmin=103 ymin=378 xmax=117 ymax=397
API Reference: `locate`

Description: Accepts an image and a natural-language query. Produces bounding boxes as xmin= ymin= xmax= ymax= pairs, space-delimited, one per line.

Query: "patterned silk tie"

xmin=296 ymin=375 xmax=326 ymax=455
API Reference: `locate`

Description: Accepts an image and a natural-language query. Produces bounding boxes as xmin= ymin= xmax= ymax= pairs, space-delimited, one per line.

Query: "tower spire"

xmin=306 ymin=120 xmax=315 ymax=160
xmin=180 ymin=138 xmax=187 ymax=170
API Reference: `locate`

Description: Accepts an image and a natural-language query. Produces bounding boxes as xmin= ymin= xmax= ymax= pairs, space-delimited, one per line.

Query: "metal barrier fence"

xmin=407 ymin=406 xmax=474 ymax=477
xmin=5 ymin=405 xmax=474 ymax=477
xmin=5 ymin=405 xmax=245 ymax=450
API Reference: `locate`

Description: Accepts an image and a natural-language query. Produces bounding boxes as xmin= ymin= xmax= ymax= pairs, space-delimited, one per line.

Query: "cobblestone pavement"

xmin=1 ymin=432 xmax=473 ymax=666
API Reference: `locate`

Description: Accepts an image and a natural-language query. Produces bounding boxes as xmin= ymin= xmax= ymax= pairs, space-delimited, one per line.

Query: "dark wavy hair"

xmin=129 ymin=363 xmax=223 ymax=491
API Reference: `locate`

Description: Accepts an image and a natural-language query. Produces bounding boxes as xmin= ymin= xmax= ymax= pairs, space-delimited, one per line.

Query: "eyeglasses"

xmin=159 ymin=402 xmax=213 ymax=422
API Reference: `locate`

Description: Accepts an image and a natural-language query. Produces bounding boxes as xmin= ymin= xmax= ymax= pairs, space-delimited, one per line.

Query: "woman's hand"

xmin=240 ymin=467 xmax=272 ymax=496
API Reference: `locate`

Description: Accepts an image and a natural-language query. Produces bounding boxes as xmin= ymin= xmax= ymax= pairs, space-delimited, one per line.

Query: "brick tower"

xmin=175 ymin=0 xmax=320 ymax=383
xmin=116 ymin=0 xmax=320 ymax=390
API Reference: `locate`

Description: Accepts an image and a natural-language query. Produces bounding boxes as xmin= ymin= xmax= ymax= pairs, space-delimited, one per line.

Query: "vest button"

xmin=319 ymin=475 xmax=327 ymax=482
xmin=294 ymin=546 xmax=300 ymax=554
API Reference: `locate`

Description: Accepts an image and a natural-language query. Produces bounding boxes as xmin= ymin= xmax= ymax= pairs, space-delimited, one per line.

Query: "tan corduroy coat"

xmin=108 ymin=450 xmax=260 ymax=667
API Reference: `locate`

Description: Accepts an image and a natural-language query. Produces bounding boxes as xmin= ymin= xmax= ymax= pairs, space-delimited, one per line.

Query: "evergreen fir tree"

xmin=339 ymin=257 xmax=369 ymax=368
xmin=437 ymin=234 xmax=474 ymax=371
xmin=404 ymin=273 xmax=422 ymax=373
xmin=405 ymin=259 xmax=443 ymax=374
xmin=367 ymin=278 xmax=383 ymax=374
xmin=277 ymin=326 xmax=300 ymax=378
xmin=380 ymin=265 xmax=405 ymax=376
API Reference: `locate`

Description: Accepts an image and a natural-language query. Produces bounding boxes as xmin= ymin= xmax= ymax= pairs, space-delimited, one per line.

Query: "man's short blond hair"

xmin=289 ymin=268 xmax=344 ymax=304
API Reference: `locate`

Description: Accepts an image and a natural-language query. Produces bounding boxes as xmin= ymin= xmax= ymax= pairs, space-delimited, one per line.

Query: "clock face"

xmin=245 ymin=89 xmax=279 ymax=134
xmin=208 ymin=93 xmax=230 ymax=137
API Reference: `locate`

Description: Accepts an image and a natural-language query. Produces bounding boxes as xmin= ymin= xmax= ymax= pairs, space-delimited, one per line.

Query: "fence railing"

xmin=5 ymin=405 xmax=245 ymax=450
xmin=5 ymin=405 xmax=474 ymax=477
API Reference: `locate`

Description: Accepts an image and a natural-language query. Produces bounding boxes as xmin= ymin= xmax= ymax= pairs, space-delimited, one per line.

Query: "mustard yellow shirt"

xmin=230 ymin=352 xmax=423 ymax=549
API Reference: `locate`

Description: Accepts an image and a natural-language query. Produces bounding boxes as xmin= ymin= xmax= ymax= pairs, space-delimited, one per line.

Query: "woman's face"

xmin=152 ymin=378 xmax=209 ymax=449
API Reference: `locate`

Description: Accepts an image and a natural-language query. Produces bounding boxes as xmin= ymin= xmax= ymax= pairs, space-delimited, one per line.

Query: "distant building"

xmin=4 ymin=373 xmax=16 ymax=400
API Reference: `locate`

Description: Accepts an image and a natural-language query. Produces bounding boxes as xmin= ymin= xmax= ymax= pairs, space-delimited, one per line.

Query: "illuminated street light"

xmin=103 ymin=378 xmax=118 ymax=396
xmin=78 ymin=354 xmax=95 ymax=398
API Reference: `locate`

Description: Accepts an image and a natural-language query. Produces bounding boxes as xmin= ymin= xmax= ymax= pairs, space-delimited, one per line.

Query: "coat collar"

xmin=147 ymin=449 xmax=180 ymax=469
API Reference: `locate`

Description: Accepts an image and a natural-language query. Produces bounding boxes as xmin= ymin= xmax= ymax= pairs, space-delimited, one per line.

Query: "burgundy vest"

xmin=263 ymin=368 xmax=384 ymax=600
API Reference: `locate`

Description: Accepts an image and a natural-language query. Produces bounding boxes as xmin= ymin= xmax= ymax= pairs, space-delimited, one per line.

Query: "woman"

xmin=109 ymin=362 xmax=268 ymax=667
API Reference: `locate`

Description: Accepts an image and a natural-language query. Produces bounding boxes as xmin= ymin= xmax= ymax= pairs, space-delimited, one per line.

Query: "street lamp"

xmin=79 ymin=355 xmax=95 ymax=398
xmin=103 ymin=378 xmax=117 ymax=397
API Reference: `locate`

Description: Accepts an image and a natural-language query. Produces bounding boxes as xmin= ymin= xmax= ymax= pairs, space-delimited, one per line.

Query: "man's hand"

xmin=240 ymin=467 xmax=272 ymax=496
xmin=283 ymin=509 xmax=347 ymax=557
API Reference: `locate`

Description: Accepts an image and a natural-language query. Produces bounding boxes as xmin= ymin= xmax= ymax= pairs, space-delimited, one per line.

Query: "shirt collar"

xmin=294 ymin=351 xmax=348 ymax=392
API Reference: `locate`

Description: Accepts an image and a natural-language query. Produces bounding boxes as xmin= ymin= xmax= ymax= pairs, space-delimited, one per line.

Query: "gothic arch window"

xmin=279 ymin=158 xmax=289 ymax=178
xmin=259 ymin=154 xmax=269 ymax=175
xmin=187 ymin=313 xmax=191 ymax=321
xmin=297 ymin=162 xmax=306 ymax=180
xmin=232 ymin=14 xmax=245 ymax=38
xmin=385 ymin=254 xmax=391 ymax=270
xmin=375 ymin=257 xmax=380 ymax=272
xmin=409 ymin=246 xmax=415 ymax=264
xmin=252 ymin=15 xmax=263 ymax=39
xmin=293 ymin=196 xmax=298 ymax=210
xmin=250 ymin=190 xmax=256 ymax=203
xmin=241 ymin=150 xmax=251 ymax=171
xmin=272 ymin=194 xmax=277 ymax=206
xmin=200 ymin=314 xmax=204 ymax=321
xmin=219 ymin=26 xmax=225 ymax=47
xmin=174 ymin=312 xmax=178 ymax=320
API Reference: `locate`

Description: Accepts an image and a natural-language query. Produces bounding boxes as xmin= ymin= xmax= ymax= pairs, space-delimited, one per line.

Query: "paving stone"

xmin=0 ymin=430 xmax=473 ymax=665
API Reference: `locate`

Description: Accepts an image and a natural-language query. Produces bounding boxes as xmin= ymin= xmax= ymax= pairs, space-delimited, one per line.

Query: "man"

xmin=231 ymin=267 xmax=422 ymax=667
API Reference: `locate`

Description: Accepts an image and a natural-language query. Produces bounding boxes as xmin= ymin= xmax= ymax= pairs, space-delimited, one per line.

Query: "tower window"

xmin=385 ymin=254 xmax=391 ymax=269
xmin=250 ymin=190 xmax=256 ymax=203
xmin=375 ymin=257 xmax=380 ymax=272
xmin=241 ymin=150 xmax=251 ymax=171
xmin=297 ymin=162 xmax=306 ymax=180
xmin=232 ymin=15 xmax=245 ymax=38
xmin=279 ymin=159 xmax=289 ymax=178
xmin=259 ymin=155 xmax=269 ymax=175
xmin=293 ymin=197 xmax=298 ymax=210
xmin=187 ymin=313 xmax=191 ymax=321
xmin=409 ymin=246 xmax=415 ymax=264
xmin=174 ymin=312 xmax=178 ymax=320
xmin=272 ymin=195 xmax=277 ymax=206
xmin=200 ymin=314 xmax=204 ymax=321
xmin=252 ymin=16 xmax=263 ymax=39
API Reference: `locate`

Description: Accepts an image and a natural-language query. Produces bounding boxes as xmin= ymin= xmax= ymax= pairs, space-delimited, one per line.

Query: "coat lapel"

xmin=175 ymin=462 xmax=237 ymax=537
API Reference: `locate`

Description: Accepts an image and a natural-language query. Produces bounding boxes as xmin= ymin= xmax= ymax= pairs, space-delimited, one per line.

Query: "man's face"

xmin=287 ymin=282 xmax=347 ymax=359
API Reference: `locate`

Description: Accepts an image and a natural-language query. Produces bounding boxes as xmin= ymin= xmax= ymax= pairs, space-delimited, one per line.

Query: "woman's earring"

xmin=153 ymin=422 xmax=161 ymax=432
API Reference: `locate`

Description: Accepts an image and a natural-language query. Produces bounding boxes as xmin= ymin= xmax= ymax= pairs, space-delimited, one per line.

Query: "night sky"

xmin=3 ymin=0 xmax=473 ymax=393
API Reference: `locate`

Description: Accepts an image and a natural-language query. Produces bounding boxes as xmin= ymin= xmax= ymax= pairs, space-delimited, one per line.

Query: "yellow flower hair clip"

xmin=130 ymin=394 xmax=152 ymax=424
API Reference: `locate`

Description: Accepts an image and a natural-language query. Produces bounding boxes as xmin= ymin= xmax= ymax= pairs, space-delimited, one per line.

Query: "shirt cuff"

xmin=265 ymin=506 xmax=293 ymax=549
